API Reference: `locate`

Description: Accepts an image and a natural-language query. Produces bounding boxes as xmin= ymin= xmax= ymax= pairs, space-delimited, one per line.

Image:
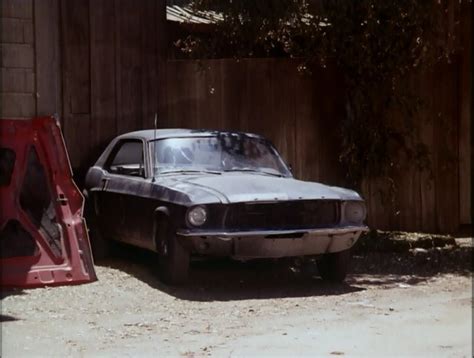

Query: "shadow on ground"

xmin=96 ymin=244 xmax=471 ymax=302
xmin=0 ymin=314 xmax=21 ymax=322
xmin=0 ymin=289 xmax=25 ymax=300
xmin=100 ymin=253 xmax=364 ymax=301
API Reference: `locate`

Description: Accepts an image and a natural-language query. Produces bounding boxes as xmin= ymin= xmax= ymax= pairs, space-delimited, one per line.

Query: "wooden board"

xmin=34 ymin=0 xmax=61 ymax=117
xmin=90 ymin=0 xmax=117 ymax=159
xmin=139 ymin=0 xmax=159 ymax=130
xmin=418 ymin=68 xmax=437 ymax=231
xmin=458 ymin=1 xmax=472 ymax=224
xmin=434 ymin=63 xmax=460 ymax=233
xmin=115 ymin=0 xmax=143 ymax=134
xmin=60 ymin=0 xmax=91 ymax=174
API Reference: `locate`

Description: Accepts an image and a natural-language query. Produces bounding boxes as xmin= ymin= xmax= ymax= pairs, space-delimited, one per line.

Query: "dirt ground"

xmin=1 ymin=249 xmax=472 ymax=357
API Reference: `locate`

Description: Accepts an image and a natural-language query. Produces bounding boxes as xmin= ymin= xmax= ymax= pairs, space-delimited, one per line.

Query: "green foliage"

xmin=318 ymin=1 xmax=452 ymax=186
xmin=178 ymin=0 xmax=313 ymax=58
xmin=177 ymin=0 xmax=456 ymax=187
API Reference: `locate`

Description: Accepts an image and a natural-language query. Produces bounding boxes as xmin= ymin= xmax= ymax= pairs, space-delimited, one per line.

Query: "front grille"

xmin=224 ymin=200 xmax=339 ymax=231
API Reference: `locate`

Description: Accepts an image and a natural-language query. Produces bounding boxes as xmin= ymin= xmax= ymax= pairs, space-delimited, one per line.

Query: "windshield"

xmin=150 ymin=134 xmax=291 ymax=177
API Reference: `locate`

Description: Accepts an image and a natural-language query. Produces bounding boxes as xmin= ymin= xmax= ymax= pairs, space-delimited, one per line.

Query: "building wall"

xmin=0 ymin=0 xmax=62 ymax=119
xmin=0 ymin=0 xmax=36 ymax=118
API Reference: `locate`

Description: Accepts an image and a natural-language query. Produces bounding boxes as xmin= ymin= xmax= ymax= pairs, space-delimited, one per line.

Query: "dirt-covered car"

xmin=84 ymin=129 xmax=368 ymax=284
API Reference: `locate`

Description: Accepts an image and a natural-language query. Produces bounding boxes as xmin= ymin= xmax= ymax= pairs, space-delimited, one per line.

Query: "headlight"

xmin=344 ymin=201 xmax=366 ymax=224
xmin=187 ymin=205 xmax=207 ymax=226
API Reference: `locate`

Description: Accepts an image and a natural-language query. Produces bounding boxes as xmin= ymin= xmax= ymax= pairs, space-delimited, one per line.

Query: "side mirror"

xmin=288 ymin=164 xmax=293 ymax=173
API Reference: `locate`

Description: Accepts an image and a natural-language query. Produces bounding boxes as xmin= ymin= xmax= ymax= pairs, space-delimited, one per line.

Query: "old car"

xmin=84 ymin=129 xmax=368 ymax=284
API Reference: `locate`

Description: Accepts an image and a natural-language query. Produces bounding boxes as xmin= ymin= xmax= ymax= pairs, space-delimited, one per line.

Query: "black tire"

xmin=301 ymin=257 xmax=318 ymax=278
xmin=157 ymin=222 xmax=190 ymax=285
xmin=317 ymin=249 xmax=351 ymax=282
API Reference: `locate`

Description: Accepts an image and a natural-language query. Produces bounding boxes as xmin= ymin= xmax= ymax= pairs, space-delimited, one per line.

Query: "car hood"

xmin=159 ymin=173 xmax=362 ymax=204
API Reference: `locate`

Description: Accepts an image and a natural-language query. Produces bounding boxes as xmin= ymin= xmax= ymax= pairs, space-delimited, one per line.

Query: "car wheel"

xmin=157 ymin=222 xmax=190 ymax=285
xmin=84 ymin=197 xmax=113 ymax=261
xmin=317 ymin=249 xmax=351 ymax=282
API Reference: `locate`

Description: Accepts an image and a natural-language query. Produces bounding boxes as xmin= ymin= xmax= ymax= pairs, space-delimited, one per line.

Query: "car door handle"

xmin=101 ymin=177 xmax=110 ymax=190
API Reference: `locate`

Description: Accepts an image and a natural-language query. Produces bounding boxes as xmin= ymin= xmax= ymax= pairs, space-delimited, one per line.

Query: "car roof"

xmin=117 ymin=128 xmax=265 ymax=141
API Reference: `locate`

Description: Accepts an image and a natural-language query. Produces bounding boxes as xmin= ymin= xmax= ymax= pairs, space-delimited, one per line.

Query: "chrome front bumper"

xmin=177 ymin=226 xmax=369 ymax=259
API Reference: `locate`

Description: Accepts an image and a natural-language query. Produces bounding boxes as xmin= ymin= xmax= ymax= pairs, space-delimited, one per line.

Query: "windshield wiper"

xmin=223 ymin=168 xmax=282 ymax=177
xmin=159 ymin=169 xmax=221 ymax=175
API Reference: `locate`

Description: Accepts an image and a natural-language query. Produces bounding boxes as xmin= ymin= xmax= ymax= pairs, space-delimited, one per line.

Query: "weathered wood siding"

xmin=458 ymin=0 xmax=472 ymax=226
xmin=159 ymin=56 xmax=469 ymax=234
xmin=1 ymin=0 xmax=470 ymax=234
xmin=158 ymin=59 xmax=346 ymax=186
xmin=58 ymin=0 xmax=164 ymax=176
xmin=1 ymin=0 xmax=166 ymax=174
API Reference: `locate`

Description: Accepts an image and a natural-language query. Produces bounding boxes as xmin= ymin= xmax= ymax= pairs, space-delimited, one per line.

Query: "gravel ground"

xmin=1 ymin=248 xmax=472 ymax=357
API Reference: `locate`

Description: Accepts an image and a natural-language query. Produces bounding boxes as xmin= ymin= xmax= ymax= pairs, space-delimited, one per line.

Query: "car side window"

xmin=107 ymin=140 xmax=145 ymax=177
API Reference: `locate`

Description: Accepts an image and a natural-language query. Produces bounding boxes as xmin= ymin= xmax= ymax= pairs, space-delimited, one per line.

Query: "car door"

xmin=99 ymin=139 xmax=147 ymax=244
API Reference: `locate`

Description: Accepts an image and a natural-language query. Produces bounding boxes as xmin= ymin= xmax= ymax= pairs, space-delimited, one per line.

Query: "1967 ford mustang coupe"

xmin=84 ymin=129 xmax=368 ymax=284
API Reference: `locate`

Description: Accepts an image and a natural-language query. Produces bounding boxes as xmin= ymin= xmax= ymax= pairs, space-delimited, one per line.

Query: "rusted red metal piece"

xmin=0 ymin=116 xmax=97 ymax=288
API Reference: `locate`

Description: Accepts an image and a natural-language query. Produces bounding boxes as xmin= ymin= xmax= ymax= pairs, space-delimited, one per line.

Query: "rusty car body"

xmin=1 ymin=116 xmax=97 ymax=288
xmin=84 ymin=129 xmax=368 ymax=284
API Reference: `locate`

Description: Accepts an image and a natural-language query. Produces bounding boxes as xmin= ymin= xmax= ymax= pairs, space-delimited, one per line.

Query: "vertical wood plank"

xmin=223 ymin=60 xmax=245 ymax=131
xmin=140 ymin=0 xmax=159 ymax=129
xmin=34 ymin=0 xmax=62 ymax=118
xmin=362 ymin=179 xmax=376 ymax=229
xmin=271 ymin=59 xmax=297 ymax=170
xmin=90 ymin=0 xmax=117 ymax=161
xmin=367 ymin=178 xmax=394 ymax=232
xmin=293 ymin=65 xmax=317 ymax=181
xmin=239 ymin=60 xmax=254 ymax=133
xmin=313 ymin=65 xmax=345 ymax=186
xmin=168 ymin=60 xmax=185 ymax=128
xmin=387 ymin=77 xmax=421 ymax=231
xmin=187 ymin=61 xmax=200 ymax=128
xmin=115 ymin=0 xmax=142 ymax=134
xmin=394 ymin=163 xmax=422 ymax=232
xmin=434 ymin=62 xmax=460 ymax=233
xmin=207 ymin=59 xmax=224 ymax=129
xmin=60 ymin=0 xmax=91 ymax=171
xmin=114 ymin=0 xmax=122 ymax=134
xmin=217 ymin=59 xmax=232 ymax=130
xmin=419 ymin=69 xmax=436 ymax=232
xmin=245 ymin=59 xmax=272 ymax=137
xmin=458 ymin=2 xmax=472 ymax=224
xmin=61 ymin=0 xmax=90 ymax=115
xmin=156 ymin=0 xmax=168 ymax=128
xmin=159 ymin=60 xmax=176 ymax=128
xmin=193 ymin=61 xmax=207 ymax=129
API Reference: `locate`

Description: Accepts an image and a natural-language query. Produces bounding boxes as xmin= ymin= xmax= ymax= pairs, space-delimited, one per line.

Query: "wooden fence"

xmin=158 ymin=58 xmax=469 ymax=234
xmin=159 ymin=59 xmax=345 ymax=185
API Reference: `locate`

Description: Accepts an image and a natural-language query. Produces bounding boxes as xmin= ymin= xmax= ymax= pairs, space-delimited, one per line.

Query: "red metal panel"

xmin=0 ymin=116 xmax=97 ymax=288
